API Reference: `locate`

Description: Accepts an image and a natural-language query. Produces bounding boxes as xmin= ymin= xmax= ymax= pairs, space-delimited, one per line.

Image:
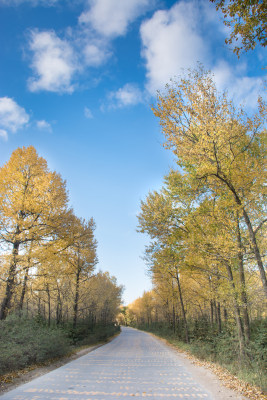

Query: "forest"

xmin=0 ymin=146 xmax=123 ymax=376
xmin=124 ymin=67 xmax=267 ymax=391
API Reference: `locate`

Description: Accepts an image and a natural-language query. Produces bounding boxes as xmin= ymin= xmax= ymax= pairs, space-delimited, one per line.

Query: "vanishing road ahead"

xmin=1 ymin=327 xmax=241 ymax=400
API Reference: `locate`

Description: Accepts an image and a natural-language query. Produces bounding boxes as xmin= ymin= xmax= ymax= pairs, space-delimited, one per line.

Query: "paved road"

xmin=1 ymin=327 xmax=214 ymax=399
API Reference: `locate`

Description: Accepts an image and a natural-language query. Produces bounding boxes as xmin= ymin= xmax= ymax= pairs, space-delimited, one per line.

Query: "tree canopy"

xmin=211 ymin=0 xmax=267 ymax=56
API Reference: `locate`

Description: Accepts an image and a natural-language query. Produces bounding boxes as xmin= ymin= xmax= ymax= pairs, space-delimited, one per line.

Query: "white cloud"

xmin=140 ymin=0 xmax=265 ymax=109
xmin=140 ymin=1 xmax=208 ymax=95
xmin=0 ymin=129 xmax=8 ymax=141
xmin=109 ymin=83 xmax=143 ymax=108
xmin=28 ymin=30 xmax=78 ymax=93
xmin=84 ymin=106 xmax=93 ymax=118
xmin=79 ymin=0 xmax=152 ymax=38
xmin=23 ymin=0 xmax=155 ymax=94
xmin=36 ymin=119 xmax=52 ymax=131
xmin=82 ymin=40 xmax=111 ymax=67
xmin=0 ymin=97 xmax=29 ymax=139
xmin=213 ymin=61 xmax=265 ymax=109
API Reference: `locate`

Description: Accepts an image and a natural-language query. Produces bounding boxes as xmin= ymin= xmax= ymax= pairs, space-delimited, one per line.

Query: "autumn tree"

xmin=79 ymin=271 xmax=123 ymax=326
xmin=210 ymin=0 xmax=267 ymax=56
xmin=153 ymin=67 xmax=267 ymax=297
xmin=0 ymin=146 xmax=70 ymax=320
xmin=62 ymin=216 xmax=98 ymax=328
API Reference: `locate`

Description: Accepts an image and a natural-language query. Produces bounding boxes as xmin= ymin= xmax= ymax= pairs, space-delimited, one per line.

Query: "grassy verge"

xmin=0 ymin=313 xmax=120 ymax=377
xmin=136 ymin=320 xmax=266 ymax=395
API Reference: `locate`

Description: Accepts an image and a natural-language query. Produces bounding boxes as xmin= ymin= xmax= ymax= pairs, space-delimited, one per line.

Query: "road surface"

xmin=1 ymin=327 xmax=245 ymax=399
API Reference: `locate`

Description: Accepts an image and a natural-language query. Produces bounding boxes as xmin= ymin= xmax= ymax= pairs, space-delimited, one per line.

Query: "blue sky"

xmin=0 ymin=0 xmax=266 ymax=304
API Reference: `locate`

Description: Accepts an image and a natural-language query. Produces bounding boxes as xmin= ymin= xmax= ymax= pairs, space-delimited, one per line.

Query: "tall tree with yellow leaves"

xmin=0 ymin=146 xmax=70 ymax=319
xmin=153 ymin=67 xmax=267 ymax=297
xmin=63 ymin=216 xmax=97 ymax=328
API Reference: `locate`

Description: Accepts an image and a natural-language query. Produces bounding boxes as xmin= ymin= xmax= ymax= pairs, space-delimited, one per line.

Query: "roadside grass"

xmin=136 ymin=319 xmax=267 ymax=397
xmin=0 ymin=313 xmax=120 ymax=377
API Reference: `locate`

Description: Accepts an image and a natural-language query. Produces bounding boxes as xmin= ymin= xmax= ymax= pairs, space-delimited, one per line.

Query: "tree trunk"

xmin=217 ymin=302 xmax=222 ymax=333
xmin=19 ymin=241 xmax=33 ymax=312
xmin=242 ymin=209 xmax=267 ymax=297
xmin=217 ymin=175 xmax=267 ymax=297
xmin=214 ymin=300 xmax=218 ymax=324
xmin=225 ymin=263 xmax=245 ymax=359
xmin=175 ymin=269 xmax=189 ymax=343
xmin=19 ymin=267 xmax=29 ymax=311
xmin=56 ymin=287 xmax=62 ymax=325
xmin=172 ymin=302 xmax=176 ymax=333
xmin=210 ymin=300 xmax=214 ymax=324
xmin=236 ymin=214 xmax=250 ymax=342
xmin=0 ymin=241 xmax=20 ymax=320
xmin=73 ymin=245 xmax=82 ymax=329
xmin=46 ymin=284 xmax=51 ymax=327
xmin=73 ymin=268 xmax=81 ymax=329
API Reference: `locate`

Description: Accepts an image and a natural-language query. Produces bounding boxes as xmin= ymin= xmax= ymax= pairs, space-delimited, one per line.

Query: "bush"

xmin=66 ymin=322 xmax=120 ymax=345
xmin=0 ymin=314 xmax=120 ymax=377
xmin=0 ymin=314 xmax=70 ymax=375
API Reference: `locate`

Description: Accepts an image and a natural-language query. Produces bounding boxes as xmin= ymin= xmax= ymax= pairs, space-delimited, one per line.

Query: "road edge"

xmin=0 ymin=331 xmax=121 ymax=395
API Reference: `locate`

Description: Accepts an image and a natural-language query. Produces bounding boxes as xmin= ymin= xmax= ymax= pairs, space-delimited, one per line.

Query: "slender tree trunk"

xmin=171 ymin=280 xmax=176 ymax=332
xmin=0 ymin=241 xmax=20 ymax=320
xmin=46 ymin=284 xmax=51 ymax=327
xmin=175 ymin=269 xmax=189 ymax=343
xmin=38 ymin=296 xmax=41 ymax=315
xmin=56 ymin=287 xmax=62 ymax=325
xmin=242 ymin=209 xmax=267 ymax=297
xmin=217 ymin=302 xmax=222 ymax=333
xmin=73 ymin=268 xmax=81 ymax=329
xmin=210 ymin=300 xmax=214 ymax=324
xmin=43 ymin=300 xmax=46 ymax=319
xmin=19 ymin=241 xmax=33 ymax=312
xmin=225 ymin=263 xmax=245 ymax=359
xmin=172 ymin=302 xmax=176 ymax=333
xmin=217 ymin=175 xmax=267 ymax=297
xmin=236 ymin=214 xmax=250 ymax=342
xmin=19 ymin=267 xmax=29 ymax=311
xmin=214 ymin=300 xmax=218 ymax=324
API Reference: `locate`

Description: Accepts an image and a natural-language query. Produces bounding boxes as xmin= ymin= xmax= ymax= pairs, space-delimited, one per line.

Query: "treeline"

xmin=126 ymin=68 xmax=266 ymax=389
xmin=0 ymin=146 xmax=122 ymax=332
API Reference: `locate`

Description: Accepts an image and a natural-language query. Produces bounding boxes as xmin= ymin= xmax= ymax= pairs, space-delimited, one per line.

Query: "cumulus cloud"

xmin=36 ymin=119 xmax=52 ymax=131
xmin=82 ymin=38 xmax=111 ymax=67
xmin=140 ymin=0 xmax=265 ymax=110
xmin=84 ymin=106 xmax=93 ymax=118
xmin=23 ymin=0 xmax=155 ymax=95
xmin=140 ymin=1 xmax=208 ymax=95
xmin=28 ymin=30 xmax=78 ymax=93
xmin=0 ymin=97 xmax=29 ymax=139
xmin=213 ymin=61 xmax=265 ymax=109
xmin=108 ymin=83 xmax=143 ymax=108
xmin=79 ymin=0 xmax=152 ymax=38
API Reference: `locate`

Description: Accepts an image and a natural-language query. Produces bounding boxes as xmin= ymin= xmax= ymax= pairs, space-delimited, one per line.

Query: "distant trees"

xmin=0 ymin=146 xmax=122 ymax=326
xmin=135 ymin=67 xmax=266 ymax=359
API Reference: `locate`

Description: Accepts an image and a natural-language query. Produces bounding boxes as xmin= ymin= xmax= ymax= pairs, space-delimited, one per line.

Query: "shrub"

xmin=0 ymin=314 xmax=70 ymax=375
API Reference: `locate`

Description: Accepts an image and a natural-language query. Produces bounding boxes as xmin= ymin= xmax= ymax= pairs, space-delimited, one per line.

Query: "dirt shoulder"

xmin=148 ymin=332 xmax=266 ymax=400
xmin=0 ymin=334 xmax=118 ymax=395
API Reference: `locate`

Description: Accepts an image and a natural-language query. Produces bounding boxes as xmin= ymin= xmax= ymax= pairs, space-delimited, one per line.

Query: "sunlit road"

xmin=1 ymin=327 xmax=213 ymax=399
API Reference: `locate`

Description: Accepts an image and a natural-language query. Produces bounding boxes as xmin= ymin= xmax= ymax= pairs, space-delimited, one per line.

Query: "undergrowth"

xmin=0 ymin=313 xmax=120 ymax=376
xmin=136 ymin=318 xmax=267 ymax=393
